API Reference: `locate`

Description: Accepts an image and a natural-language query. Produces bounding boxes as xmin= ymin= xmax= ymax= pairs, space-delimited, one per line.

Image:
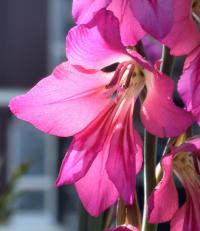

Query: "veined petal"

xmin=9 ymin=62 xmax=113 ymax=137
xmin=107 ymin=0 xmax=145 ymax=46
xmin=141 ymin=70 xmax=193 ymax=138
xmin=75 ymin=149 xmax=119 ymax=216
xmin=66 ymin=9 xmax=130 ymax=70
xmin=106 ymin=104 xmax=143 ymax=204
xmin=131 ymin=0 xmax=173 ymax=38
xmin=72 ymin=0 xmax=111 ymax=24
xmin=56 ymin=104 xmax=116 ymax=185
xmin=148 ymin=154 xmax=178 ymax=223
xmin=178 ymin=47 xmax=200 ymax=125
xmin=162 ymin=0 xmax=200 ymax=55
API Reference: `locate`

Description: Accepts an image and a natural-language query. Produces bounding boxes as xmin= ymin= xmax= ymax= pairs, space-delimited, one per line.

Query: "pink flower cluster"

xmin=9 ymin=1 xmax=200 ymax=230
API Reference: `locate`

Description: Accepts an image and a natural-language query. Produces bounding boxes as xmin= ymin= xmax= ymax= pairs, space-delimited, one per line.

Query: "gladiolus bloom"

xmin=72 ymin=0 xmax=200 ymax=55
xmin=9 ymin=9 xmax=193 ymax=216
xmin=148 ymin=137 xmax=200 ymax=231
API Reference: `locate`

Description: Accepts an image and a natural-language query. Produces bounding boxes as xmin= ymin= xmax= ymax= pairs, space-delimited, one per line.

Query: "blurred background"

xmin=0 ymin=1 xmax=80 ymax=230
xmin=0 ymin=1 xmax=199 ymax=231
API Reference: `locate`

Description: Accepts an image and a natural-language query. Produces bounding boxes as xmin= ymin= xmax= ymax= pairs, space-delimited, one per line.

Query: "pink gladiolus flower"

xmin=65 ymin=9 xmax=192 ymax=138
xmin=178 ymin=46 xmax=200 ymax=126
xmin=134 ymin=0 xmax=200 ymax=55
xmin=72 ymin=0 xmax=200 ymax=55
xmin=9 ymin=9 xmax=193 ymax=216
xmin=148 ymin=137 xmax=200 ymax=231
xmin=72 ymin=0 xmax=145 ymax=46
xmin=160 ymin=0 xmax=200 ymax=55
xmin=105 ymin=224 xmax=139 ymax=231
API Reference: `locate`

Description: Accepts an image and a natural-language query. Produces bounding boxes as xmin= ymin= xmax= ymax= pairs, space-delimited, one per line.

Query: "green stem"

xmin=160 ymin=46 xmax=174 ymax=75
xmin=141 ymin=45 xmax=175 ymax=230
xmin=142 ymin=131 xmax=157 ymax=231
xmin=78 ymin=205 xmax=105 ymax=231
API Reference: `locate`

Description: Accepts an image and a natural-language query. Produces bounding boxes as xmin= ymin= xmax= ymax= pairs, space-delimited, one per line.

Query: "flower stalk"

xmin=142 ymin=45 xmax=176 ymax=231
xmin=141 ymin=131 xmax=157 ymax=231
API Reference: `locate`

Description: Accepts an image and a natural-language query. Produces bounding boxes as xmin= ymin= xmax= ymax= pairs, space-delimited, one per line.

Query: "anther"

xmin=106 ymin=63 xmax=124 ymax=88
xmin=123 ymin=65 xmax=135 ymax=89
xmin=106 ymin=61 xmax=135 ymax=89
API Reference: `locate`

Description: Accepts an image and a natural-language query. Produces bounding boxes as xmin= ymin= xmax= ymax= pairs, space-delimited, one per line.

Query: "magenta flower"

xmin=129 ymin=0 xmax=200 ymax=55
xmin=72 ymin=0 xmax=200 ymax=55
xmin=178 ymin=46 xmax=200 ymax=126
xmin=9 ymin=10 xmax=193 ymax=216
xmin=148 ymin=137 xmax=200 ymax=230
xmin=160 ymin=0 xmax=200 ymax=55
xmin=105 ymin=224 xmax=139 ymax=231
xmin=72 ymin=0 xmax=145 ymax=46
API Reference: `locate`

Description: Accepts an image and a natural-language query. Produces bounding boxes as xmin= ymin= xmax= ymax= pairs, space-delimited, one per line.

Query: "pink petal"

xmin=75 ymin=149 xmax=119 ymax=216
xmin=171 ymin=187 xmax=200 ymax=231
xmin=106 ymin=105 xmax=143 ymax=204
xmin=56 ymin=104 xmax=115 ymax=185
xmin=107 ymin=0 xmax=145 ymax=46
xmin=148 ymin=154 xmax=178 ymax=223
xmin=72 ymin=0 xmax=111 ymax=24
xmin=178 ymin=47 xmax=200 ymax=125
xmin=9 ymin=62 xmax=112 ymax=137
xmin=131 ymin=0 xmax=173 ymax=38
xmin=162 ymin=0 xmax=200 ymax=55
xmin=184 ymin=137 xmax=200 ymax=151
xmin=140 ymin=70 xmax=193 ymax=138
xmin=67 ymin=9 xmax=130 ymax=70
xmin=170 ymin=204 xmax=187 ymax=231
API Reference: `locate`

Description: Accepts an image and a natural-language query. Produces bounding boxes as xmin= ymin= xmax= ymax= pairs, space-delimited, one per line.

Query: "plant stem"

xmin=116 ymin=199 xmax=126 ymax=226
xmin=125 ymin=194 xmax=142 ymax=229
xmin=141 ymin=45 xmax=175 ymax=231
xmin=116 ymin=195 xmax=141 ymax=229
xmin=160 ymin=46 xmax=174 ymax=76
xmin=142 ymin=131 xmax=157 ymax=231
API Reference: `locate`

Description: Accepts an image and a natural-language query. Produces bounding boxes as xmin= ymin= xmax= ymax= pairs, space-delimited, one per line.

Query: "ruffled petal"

xmin=72 ymin=0 xmax=111 ymax=24
xmin=75 ymin=149 xmax=119 ymax=216
xmin=148 ymin=154 xmax=178 ymax=223
xmin=141 ymin=70 xmax=193 ymax=138
xmin=162 ymin=0 xmax=200 ymax=55
xmin=106 ymin=105 xmax=143 ymax=204
xmin=9 ymin=62 xmax=112 ymax=137
xmin=131 ymin=0 xmax=173 ymax=38
xmin=107 ymin=0 xmax=145 ymax=46
xmin=178 ymin=47 xmax=200 ymax=125
xmin=67 ymin=9 xmax=130 ymax=70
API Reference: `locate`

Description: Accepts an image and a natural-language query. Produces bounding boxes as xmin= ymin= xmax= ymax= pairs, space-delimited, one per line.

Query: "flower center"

xmin=173 ymin=152 xmax=200 ymax=187
xmin=106 ymin=61 xmax=145 ymax=91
